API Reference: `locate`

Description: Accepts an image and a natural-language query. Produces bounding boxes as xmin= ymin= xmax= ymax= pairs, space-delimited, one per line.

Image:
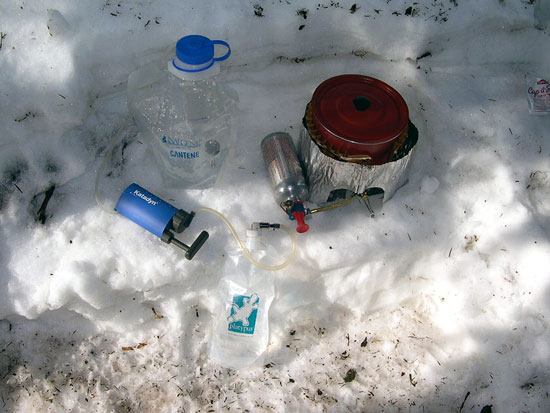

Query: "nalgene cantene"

xmin=127 ymin=35 xmax=237 ymax=189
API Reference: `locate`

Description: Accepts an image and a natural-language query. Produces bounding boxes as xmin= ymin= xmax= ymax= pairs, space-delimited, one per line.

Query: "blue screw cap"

xmin=174 ymin=35 xmax=230 ymax=72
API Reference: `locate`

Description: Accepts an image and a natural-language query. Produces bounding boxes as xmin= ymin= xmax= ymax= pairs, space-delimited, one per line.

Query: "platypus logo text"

xmin=227 ymin=293 xmax=260 ymax=334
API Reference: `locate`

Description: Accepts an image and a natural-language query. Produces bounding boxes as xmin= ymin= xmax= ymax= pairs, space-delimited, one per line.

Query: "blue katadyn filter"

xmin=115 ymin=183 xmax=208 ymax=260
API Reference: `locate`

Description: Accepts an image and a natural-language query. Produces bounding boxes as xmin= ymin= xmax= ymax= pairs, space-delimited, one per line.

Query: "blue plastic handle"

xmin=212 ymin=40 xmax=231 ymax=62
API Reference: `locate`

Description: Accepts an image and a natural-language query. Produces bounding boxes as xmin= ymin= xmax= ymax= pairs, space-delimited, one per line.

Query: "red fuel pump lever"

xmin=292 ymin=210 xmax=309 ymax=233
xmin=288 ymin=201 xmax=309 ymax=233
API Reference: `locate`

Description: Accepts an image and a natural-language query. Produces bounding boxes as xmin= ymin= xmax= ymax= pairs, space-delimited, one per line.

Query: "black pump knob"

xmin=161 ymin=230 xmax=209 ymax=260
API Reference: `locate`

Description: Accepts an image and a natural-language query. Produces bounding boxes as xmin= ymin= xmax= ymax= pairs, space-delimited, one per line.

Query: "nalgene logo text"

xmin=162 ymin=135 xmax=200 ymax=149
xmin=227 ymin=293 xmax=259 ymax=335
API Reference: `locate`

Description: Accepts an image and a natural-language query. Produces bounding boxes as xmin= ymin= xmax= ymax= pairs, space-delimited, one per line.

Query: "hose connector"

xmin=251 ymin=222 xmax=281 ymax=230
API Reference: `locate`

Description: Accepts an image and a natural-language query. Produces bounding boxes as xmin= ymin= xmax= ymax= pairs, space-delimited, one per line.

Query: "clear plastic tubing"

xmin=195 ymin=207 xmax=297 ymax=272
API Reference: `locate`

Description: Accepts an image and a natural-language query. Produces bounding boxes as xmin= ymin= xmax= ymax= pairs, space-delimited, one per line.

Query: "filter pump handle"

xmin=161 ymin=230 xmax=209 ymax=260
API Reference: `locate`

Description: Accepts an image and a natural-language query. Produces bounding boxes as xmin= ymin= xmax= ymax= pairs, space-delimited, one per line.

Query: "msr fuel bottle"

xmin=261 ymin=132 xmax=310 ymax=233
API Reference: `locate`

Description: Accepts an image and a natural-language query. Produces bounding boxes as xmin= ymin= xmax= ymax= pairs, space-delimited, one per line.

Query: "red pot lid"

xmin=311 ymin=75 xmax=409 ymax=155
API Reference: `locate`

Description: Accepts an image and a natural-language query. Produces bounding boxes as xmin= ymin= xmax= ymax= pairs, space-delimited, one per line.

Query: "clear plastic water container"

xmin=209 ymin=230 xmax=275 ymax=369
xmin=127 ymin=35 xmax=238 ymax=188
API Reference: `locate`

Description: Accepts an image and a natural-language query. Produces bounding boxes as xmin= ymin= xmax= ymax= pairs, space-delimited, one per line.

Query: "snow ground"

xmin=1 ymin=0 xmax=550 ymax=412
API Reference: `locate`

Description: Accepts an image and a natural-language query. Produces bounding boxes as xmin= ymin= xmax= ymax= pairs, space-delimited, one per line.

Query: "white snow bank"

xmin=1 ymin=0 xmax=550 ymax=411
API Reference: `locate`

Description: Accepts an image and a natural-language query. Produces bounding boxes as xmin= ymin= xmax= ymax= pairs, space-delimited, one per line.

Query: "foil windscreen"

xmin=298 ymin=122 xmax=418 ymax=205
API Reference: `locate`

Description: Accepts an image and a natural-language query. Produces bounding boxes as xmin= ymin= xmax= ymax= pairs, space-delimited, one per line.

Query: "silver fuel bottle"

xmin=261 ymin=132 xmax=308 ymax=207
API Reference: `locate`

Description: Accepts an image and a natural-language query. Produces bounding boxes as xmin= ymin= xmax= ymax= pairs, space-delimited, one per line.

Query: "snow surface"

xmin=1 ymin=0 xmax=550 ymax=412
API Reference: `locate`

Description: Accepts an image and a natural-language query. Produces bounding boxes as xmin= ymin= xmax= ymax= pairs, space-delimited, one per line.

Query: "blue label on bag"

xmin=227 ymin=293 xmax=259 ymax=335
